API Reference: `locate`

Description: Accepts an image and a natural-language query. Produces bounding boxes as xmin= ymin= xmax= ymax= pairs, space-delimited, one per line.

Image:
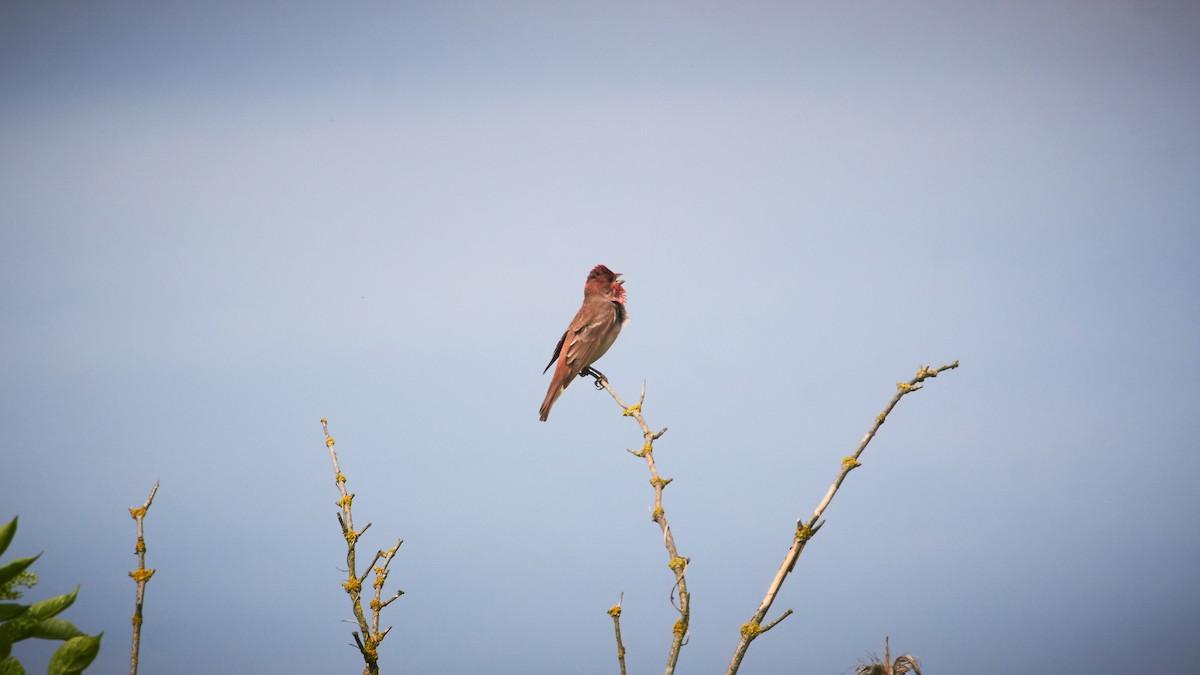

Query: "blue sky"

xmin=3 ymin=2 xmax=1198 ymax=673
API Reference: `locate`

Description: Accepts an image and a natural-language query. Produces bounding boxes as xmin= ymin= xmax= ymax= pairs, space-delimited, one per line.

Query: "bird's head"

xmin=586 ymin=264 xmax=625 ymax=303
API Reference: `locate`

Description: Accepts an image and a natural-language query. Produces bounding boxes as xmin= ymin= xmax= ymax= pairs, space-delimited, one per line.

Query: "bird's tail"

xmin=539 ymin=374 xmax=570 ymax=421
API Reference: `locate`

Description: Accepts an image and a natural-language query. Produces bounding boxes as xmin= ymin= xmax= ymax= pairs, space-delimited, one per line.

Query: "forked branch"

xmin=598 ymin=379 xmax=688 ymax=675
xmin=322 ymin=418 xmax=405 ymax=675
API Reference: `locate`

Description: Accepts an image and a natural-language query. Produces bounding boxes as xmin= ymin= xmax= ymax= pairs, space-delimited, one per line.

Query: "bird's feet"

xmin=581 ymin=366 xmax=608 ymax=389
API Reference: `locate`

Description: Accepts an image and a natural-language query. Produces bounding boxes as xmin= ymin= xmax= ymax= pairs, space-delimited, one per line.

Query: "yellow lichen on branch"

xmin=597 ymin=379 xmax=689 ymax=675
xmin=322 ymin=418 xmax=404 ymax=675
xmin=129 ymin=481 xmax=160 ymax=675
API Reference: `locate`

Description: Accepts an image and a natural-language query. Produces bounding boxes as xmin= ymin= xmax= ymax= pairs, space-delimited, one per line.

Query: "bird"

xmin=539 ymin=264 xmax=628 ymax=421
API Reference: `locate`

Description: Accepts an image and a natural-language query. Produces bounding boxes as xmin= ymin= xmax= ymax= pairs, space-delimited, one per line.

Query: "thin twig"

xmin=128 ymin=481 xmax=159 ymax=675
xmin=608 ymin=593 xmax=627 ymax=675
xmin=725 ymin=361 xmax=959 ymax=675
xmin=370 ymin=539 xmax=405 ymax=640
xmin=598 ymin=379 xmax=689 ymax=675
xmin=322 ymin=418 xmax=404 ymax=675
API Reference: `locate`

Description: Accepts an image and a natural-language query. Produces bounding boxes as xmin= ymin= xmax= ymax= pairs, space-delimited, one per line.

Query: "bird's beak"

xmin=616 ymin=277 xmax=625 ymax=285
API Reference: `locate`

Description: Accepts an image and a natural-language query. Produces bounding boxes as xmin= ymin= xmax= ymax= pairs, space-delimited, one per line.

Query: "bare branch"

xmin=322 ymin=418 xmax=404 ymax=675
xmin=598 ymin=379 xmax=689 ymax=675
xmin=129 ymin=481 xmax=160 ymax=675
xmin=608 ymin=593 xmax=627 ymax=675
xmin=761 ymin=608 xmax=793 ymax=633
xmin=726 ymin=361 xmax=959 ymax=674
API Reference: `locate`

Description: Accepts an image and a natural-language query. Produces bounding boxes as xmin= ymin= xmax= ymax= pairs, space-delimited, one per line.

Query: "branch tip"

xmin=763 ymin=608 xmax=793 ymax=632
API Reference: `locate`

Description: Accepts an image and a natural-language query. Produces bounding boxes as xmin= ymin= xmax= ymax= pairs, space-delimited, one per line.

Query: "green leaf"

xmin=0 ymin=616 xmax=33 ymax=645
xmin=0 ymin=518 xmax=16 ymax=558
xmin=47 ymin=633 xmax=101 ymax=675
xmin=25 ymin=587 xmax=76 ymax=621
xmin=0 ymin=655 xmax=26 ymax=675
xmin=0 ymin=637 xmax=10 ymax=661
xmin=26 ymin=618 xmax=82 ymax=641
xmin=0 ymin=557 xmax=40 ymax=591
xmin=0 ymin=605 xmax=27 ymax=622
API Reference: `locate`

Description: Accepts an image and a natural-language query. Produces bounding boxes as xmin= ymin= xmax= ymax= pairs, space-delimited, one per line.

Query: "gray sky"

xmin=3 ymin=2 xmax=1198 ymax=673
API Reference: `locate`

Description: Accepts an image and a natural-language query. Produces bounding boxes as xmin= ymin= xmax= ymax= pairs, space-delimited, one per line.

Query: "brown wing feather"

xmin=563 ymin=298 xmax=618 ymax=375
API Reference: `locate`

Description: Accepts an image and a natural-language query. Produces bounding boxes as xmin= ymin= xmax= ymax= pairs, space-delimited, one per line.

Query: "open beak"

xmin=616 ymin=274 xmax=624 ymax=285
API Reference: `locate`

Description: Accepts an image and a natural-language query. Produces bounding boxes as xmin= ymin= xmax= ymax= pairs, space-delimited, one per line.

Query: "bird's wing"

xmin=563 ymin=299 xmax=619 ymax=373
xmin=543 ymin=329 xmax=568 ymax=374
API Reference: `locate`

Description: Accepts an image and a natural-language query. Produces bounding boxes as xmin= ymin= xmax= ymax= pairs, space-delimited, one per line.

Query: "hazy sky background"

xmin=3 ymin=2 xmax=1198 ymax=673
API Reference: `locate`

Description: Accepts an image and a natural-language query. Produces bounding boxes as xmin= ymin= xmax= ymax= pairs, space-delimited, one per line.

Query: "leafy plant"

xmin=0 ymin=516 xmax=102 ymax=675
xmin=0 ymin=569 xmax=37 ymax=602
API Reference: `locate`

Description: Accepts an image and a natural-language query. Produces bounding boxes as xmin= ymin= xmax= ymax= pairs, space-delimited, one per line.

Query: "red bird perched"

xmin=539 ymin=264 xmax=628 ymax=421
